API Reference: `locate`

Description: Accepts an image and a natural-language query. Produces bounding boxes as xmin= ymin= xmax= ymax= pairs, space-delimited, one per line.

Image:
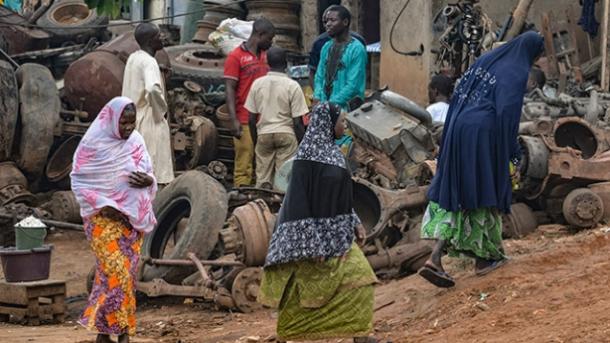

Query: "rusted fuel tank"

xmin=63 ymin=32 xmax=170 ymax=120
xmin=63 ymin=32 xmax=138 ymax=120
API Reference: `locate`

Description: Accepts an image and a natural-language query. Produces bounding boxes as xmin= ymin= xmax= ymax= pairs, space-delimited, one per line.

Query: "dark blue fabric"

xmin=578 ymin=0 xmax=600 ymax=37
xmin=427 ymin=31 xmax=544 ymax=214
xmin=308 ymin=31 xmax=366 ymax=70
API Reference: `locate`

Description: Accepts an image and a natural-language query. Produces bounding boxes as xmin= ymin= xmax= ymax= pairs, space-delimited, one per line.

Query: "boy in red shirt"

xmin=224 ymin=18 xmax=275 ymax=187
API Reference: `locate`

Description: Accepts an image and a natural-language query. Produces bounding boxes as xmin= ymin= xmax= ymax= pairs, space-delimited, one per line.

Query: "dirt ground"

xmin=2 ymin=225 xmax=610 ymax=343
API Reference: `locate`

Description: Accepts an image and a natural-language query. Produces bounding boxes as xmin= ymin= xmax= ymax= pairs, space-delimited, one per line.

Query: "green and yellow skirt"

xmin=258 ymin=243 xmax=378 ymax=341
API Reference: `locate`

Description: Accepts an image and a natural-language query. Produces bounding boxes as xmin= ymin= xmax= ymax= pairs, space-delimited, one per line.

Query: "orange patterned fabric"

xmin=79 ymin=213 xmax=143 ymax=336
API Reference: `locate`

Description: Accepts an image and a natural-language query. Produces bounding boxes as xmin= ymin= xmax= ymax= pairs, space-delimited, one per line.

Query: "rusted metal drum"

xmin=47 ymin=191 xmax=82 ymax=223
xmin=193 ymin=20 xmax=219 ymax=43
xmin=246 ymin=0 xmax=301 ymax=52
xmin=45 ymin=136 xmax=81 ymax=185
xmin=192 ymin=0 xmax=244 ymax=44
xmin=64 ymin=32 xmax=171 ymax=120
xmin=588 ymin=182 xmax=610 ymax=223
xmin=215 ymin=104 xmax=233 ymax=130
xmin=202 ymin=0 xmax=243 ymax=23
xmin=0 ymin=7 xmax=50 ymax=54
xmin=64 ymin=50 xmax=126 ymax=121
xmin=64 ymin=32 xmax=138 ymax=121
xmin=0 ymin=162 xmax=28 ymax=190
xmin=0 ymin=162 xmax=35 ymax=206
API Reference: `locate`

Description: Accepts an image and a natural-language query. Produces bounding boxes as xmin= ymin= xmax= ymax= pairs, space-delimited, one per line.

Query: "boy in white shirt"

xmin=426 ymin=74 xmax=453 ymax=123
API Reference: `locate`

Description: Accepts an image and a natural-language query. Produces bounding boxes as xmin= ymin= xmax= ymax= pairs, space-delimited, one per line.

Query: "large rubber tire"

xmin=14 ymin=63 xmax=60 ymax=183
xmin=165 ymin=44 xmax=225 ymax=92
xmin=37 ymin=0 xmax=109 ymax=47
xmin=141 ymin=171 xmax=229 ymax=283
xmin=0 ymin=60 xmax=18 ymax=162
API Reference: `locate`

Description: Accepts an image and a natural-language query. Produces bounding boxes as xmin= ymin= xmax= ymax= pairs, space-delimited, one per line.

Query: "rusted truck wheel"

xmin=141 ymin=171 xmax=228 ymax=283
xmin=562 ymin=188 xmax=604 ymax=228
xmin=0 ymin=60 xmax=18 ymax=162
xmin=37 ymin=0 xmax=109 ymax=47
xmin=165 ymin=44 xmax=225 ymax=91
xmin=14 ymin=63 xmax=60 ymax=183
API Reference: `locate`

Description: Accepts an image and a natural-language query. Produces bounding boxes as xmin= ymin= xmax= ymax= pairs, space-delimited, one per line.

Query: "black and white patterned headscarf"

xmin=295 ymin=102 xmax=345 ymax=168
xmin=264 ymin=102 xmax=360 ymax=267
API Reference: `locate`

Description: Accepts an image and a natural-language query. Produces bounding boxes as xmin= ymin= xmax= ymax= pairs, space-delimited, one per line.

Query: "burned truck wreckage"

xmin=3 ymin=0 xmax=610 ymax=315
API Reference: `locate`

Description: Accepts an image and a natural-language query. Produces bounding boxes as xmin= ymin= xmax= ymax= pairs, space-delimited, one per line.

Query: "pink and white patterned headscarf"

xmin=70 ymin=96 xmax=158 ymax=233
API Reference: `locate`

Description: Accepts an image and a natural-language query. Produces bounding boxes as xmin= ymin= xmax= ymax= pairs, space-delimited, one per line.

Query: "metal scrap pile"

xmin=510 ymin=91 xmax=610 ymax=235
xmin=0 ymin=0 xmax=316 ymax=314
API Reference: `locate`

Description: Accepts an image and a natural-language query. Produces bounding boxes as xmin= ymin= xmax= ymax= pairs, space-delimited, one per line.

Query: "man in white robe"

xmin=122 ymin=23 xmax=174 ymax=184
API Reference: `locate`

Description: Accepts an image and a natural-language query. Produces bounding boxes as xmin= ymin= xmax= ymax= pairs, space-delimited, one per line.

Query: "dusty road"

xmin=2 ymin=225 xmax=610 ymax=342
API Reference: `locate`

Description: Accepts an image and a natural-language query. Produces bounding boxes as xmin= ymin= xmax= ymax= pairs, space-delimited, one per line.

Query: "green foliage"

xmin=84 ymin=0 xmax=140 ymax=19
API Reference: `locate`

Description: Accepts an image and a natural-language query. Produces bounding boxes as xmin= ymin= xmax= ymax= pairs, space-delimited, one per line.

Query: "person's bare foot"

xmin=96 ymin=334 xmax=114 ymax=343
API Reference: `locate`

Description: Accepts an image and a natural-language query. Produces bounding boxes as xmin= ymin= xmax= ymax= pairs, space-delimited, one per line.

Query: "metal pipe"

xmin=366 ymin=241 xmax=431 ymax=271
xmin=42 ymin=218 xmax=84 ymax=231
xmin=27 ymin=0 xmax=54 ymax=24
xmin=0 ymin=213 xmax=84 ymax=231
xmin=0 ymin=48 xmax=19 ymax=69
xmin=187 ymin=252 xmax=213 ymax=287
xmin=380 ymin=90 xmax=432 ymax=127
xmin=60 ymin=109 xmax=89 ymax=120
xmin=146 ymin=258 xmax=245 ymax=267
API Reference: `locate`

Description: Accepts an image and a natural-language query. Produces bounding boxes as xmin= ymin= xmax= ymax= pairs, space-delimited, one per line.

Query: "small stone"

xmin=475 ymin=302 xmax=490 ymax=311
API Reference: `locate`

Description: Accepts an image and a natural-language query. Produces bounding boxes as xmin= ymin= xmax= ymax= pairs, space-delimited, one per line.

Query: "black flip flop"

xmin=418 ymin=265 xmax=455 ymax=288
xmin=475 ymin=258 xmax=508 ymax=276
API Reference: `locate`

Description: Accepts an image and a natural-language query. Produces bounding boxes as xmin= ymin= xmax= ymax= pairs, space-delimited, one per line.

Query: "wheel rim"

xmin=50 ymin=2 xmax=94 ymax=26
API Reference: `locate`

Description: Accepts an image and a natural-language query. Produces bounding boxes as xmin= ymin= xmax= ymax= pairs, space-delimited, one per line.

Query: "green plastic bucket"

xmin=15 ymin=226 xmax=47 ymax=250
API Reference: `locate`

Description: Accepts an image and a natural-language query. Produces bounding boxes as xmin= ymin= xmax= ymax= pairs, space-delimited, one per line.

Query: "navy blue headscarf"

xmin=427 ymin=31 xmax=544 ymax=214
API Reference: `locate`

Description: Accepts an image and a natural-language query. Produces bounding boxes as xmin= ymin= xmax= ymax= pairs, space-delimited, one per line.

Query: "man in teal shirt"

xmin=313 ymin=5 xmax=367 ymax=155
xmin=313 ymin=5 xmax=367 ymax=110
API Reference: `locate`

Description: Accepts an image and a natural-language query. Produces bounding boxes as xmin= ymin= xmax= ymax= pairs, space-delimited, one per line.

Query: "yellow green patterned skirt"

xmin=258 ymin=243 xmax=378 ymax=341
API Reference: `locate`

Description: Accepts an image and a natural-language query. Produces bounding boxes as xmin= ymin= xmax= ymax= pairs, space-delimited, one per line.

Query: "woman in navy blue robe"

xmin=419 ymin=31 xmax=545 ymax=288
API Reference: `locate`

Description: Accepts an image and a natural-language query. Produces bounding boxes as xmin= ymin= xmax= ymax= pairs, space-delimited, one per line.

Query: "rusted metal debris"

xmin=0 ymin=7 xmax=50 ymax=55
xmin=246 ymin=0 xmax=301 ymax=52
xmin=516 ymin=90 xmax=610 ymax=228
xmin=220 ymin=199 xmax=275 ymax=267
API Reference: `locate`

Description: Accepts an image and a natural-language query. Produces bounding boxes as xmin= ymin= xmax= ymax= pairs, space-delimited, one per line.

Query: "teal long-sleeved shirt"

xmin=313 ymin=37 xmax=367 ymax=110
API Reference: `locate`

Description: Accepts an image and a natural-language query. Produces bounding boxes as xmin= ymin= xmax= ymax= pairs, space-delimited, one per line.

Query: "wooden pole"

xmin=505 ymin=0 xmax=535 ymax=40
xmin=601 ymin=0 xmax=610 ymax=91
